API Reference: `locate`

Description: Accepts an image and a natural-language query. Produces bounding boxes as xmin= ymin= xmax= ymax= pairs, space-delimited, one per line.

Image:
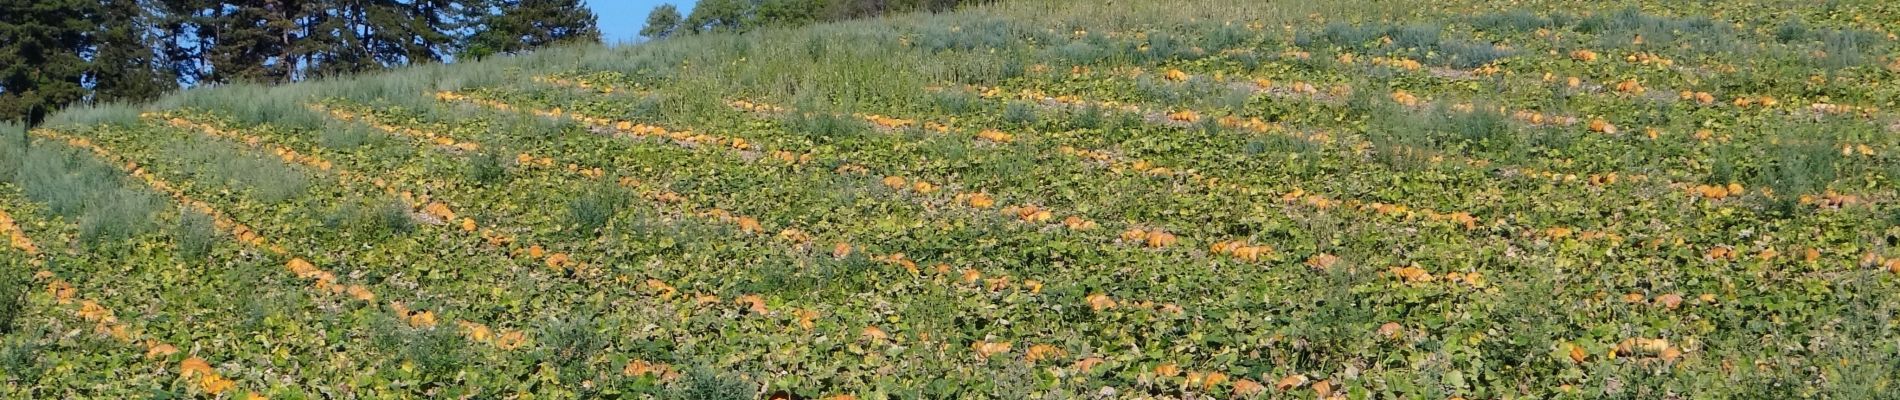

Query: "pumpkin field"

xmin=5 ymin=0 xmax=1900 ymax=398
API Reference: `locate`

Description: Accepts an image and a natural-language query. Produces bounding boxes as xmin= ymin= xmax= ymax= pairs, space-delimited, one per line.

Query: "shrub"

xmin=173 ymin=208 xmax=218 ymax=260
xmin=1068 ymin=104 xmax=1104 ymax=129
xmin=0 ymin=335 xmax=42 ymax=383
xmin=319 ymin=120 xmax=377 ymax=150
xmin=372 ymin=315 xmax=468 ymax=382
xmin=0 ymin=260 xmax=22 ymax=335
xmin=667 ymin=366 xmax=755 ymax=400
xmin=540 ymin=314 xmax=607 ymax=384
xmin=567 ymin=185 xmax=627 ymax=235
xmin=780 ymin=111 xmax=869 ymax=143
xmin=930 ymin=89 xmax=979 ymax=114
xmin=1439 ymin=40 xmax=1516 ymax=68
xmin=1470 ymin=10 xmax=1552 ymax=32
xmin=1774 ymin=19 xmax=1810 ymax=43
xmin=465 ymin=151 xmax=508 ymax=186
xmin=1002 ymin=101 xmax=1039 ymax=127
xmin=1388 ymin=23 xmax=1442 ymax=50
xmin=1429 ymin=103 xmax=1516 ymax=155
xmin=320 ymin=199 xmax=414 ymax=239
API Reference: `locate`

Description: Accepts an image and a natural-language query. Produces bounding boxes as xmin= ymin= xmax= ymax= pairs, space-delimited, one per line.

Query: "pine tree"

xmin=639 ymin=3 xmax=682 ymax=40
xmin=0 ymin=0 xmax=98 ymax=125
xmin=153 ymin=0 xmax=217 ymax=84
xmin=684 ymin=0 xmax=748 ymax=34
xmin=196 ymin=0 xmax=291 ymax=84
xmin=299 ymin=0 xmax=459 ymax=78
xmin=93 ymin=0 xmax=178 ymax=103
xmin=755 ymin=0 xmax=822 ymax=28
xmin=465 ymin=0 xmax=599 ymax=56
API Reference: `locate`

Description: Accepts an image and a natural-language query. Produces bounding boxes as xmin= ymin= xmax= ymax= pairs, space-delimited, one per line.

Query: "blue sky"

xmin=587 ymin=0 xmax=698 ymax=44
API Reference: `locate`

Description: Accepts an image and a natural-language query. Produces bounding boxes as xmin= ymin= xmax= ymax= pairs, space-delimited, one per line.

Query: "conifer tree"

xmin=639 ymin=3 xmax=682 ymax=40
xmin=0 ymin=0 xmax=98 ymax=124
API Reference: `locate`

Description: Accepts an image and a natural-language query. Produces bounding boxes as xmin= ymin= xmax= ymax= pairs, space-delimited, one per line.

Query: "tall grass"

xmin=0 ymin=134 xmax=163 ymax=246
xmin=0 ymin=253 xmax=23 ymax=335
xmin=566 ymin=184 xmax=628 ymax=236
xmin=173 ymin=208 xmax=218 ymax=260
xmin=164 ymin=135 xmax=312 ymax=204
xmin=40 ymin=103 xmax=141 ymax=130
xmin=1295 ymin=21 xmax=1517 ymax=68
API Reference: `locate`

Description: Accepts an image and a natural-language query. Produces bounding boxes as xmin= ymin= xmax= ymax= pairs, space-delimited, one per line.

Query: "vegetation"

xmin=0 ymin=0 xmax=601 ymax=124
xmin=5 ymin=0 xmax=1900 ymax=398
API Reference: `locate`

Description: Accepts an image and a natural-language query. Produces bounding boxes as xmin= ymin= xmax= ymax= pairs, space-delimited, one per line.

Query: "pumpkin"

xmin=962 ymin=193 xmax=996 ymax=209
xmin=408 ymin=310 xmax=437 ymax=328
xmin=145 ymin=342 xmax=179 ymax=359
xmin=971 ymin=341 xmax=1012 ymax=358
xmin=1567 ymin=343 xmax=1589 ymax=363
xmin=1143 ymin=231 xmax=1178 ymax=248
xmin=1023 ymin=280 xmax=1044 ymax=294
xmin=1167 ymin=110 xmax=1201 ymax=122
xmin=1614 ymin=79 xmax=1644 ymax=94
xmin=345 ymin=285 xmax=376 ymax=302
xmin=460 ymin=321 xmax=494 ymax=343
xmin=623 ymin=360 xmax=674 ymax=377
xmin=861 ymin=326 xmax=888 ymax=342
xmin=1377 ymin=322 xmax=1403 ymax=339
xmin=1654 ymin=293 xmax=1684 ymax=310
xmin=180 ymin=357 xmax=215 ymax=378
xmin=976 ymin=129 xmax=1014 ymax=143
xmin=1085 ymin=293 xmax=1117 ymax=311
xmin=1306 ymin=254 xmax=1340 ymax=270
xmin=48 ymin=279 xmax=76 ymax=302
xmin=737 ymin=217 xmax=763 ymax=233
xmin=1163 ymin=69 xmax=1189 ymax=82
xmin=1233 ymin=379 xmax=1267 ymax=396
xmin=1072 ymin=357 xmax=1105 ymax=372
xmin=494 ymin=330 xmax=528 ymax=350
xmin=1588 ymin=118 xmax=1617 ymax=134
xmin=737 ymin=294 xmax=769 ymax=314
xmin=1024 ymin=344 xmax=1065 ymax=362
xmin=1153 ymin=362 xmax=1180 ymax=377
xmin=1390 ymin=90 xmax=1418 ymax=107
xmin=960 ymin=268 xmax=982 ymax=284
xmin=200 ymin=374 xmax=237 ymax=395
xmin=794 ymin=309 xmax=818 ymax=329
xmin=1275 ymin=374 xmax=1309 ymax=390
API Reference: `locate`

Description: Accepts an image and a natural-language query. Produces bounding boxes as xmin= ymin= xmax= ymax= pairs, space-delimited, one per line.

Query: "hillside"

xmin=5 ymin=0 xmax=1900 ymax=398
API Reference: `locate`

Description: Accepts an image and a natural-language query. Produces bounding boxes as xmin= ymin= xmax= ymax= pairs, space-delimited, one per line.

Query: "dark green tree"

xmin=755 ymin=0 xmax=822 ymax=28
xmin=152 ymin=0 xmax=217 ymax=84
xmin=464 ymin=0 xmax=599 ymax=57
xmin=301 ymin=0 xmax=460 ymax=78
xmin=683 ymin=0 xmax=748 ymax=34
xmin=197 ymin=0 xmax=293 ymax=84
xmin=639 ymin=3 xmax=683 ymax=40
xmin=92 ymin=0 xmax=178 ymax=103
xmin=0 ymin=0 xmax=98 ymax=125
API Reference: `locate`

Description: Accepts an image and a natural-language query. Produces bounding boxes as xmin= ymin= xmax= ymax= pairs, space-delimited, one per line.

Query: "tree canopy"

xmin=655 ymin=0 xmax=986 ymax=37
xmin=0 ymin=0 xmax=601 ymax=125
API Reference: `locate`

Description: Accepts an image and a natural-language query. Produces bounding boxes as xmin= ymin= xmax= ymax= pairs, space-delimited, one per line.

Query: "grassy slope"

xmin=5 ymin=0 xmax=1900 ymax=398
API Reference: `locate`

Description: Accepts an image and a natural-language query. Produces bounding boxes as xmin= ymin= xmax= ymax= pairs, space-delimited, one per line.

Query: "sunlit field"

xmin=5 ymin=0 xmax=1900 ymax=398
